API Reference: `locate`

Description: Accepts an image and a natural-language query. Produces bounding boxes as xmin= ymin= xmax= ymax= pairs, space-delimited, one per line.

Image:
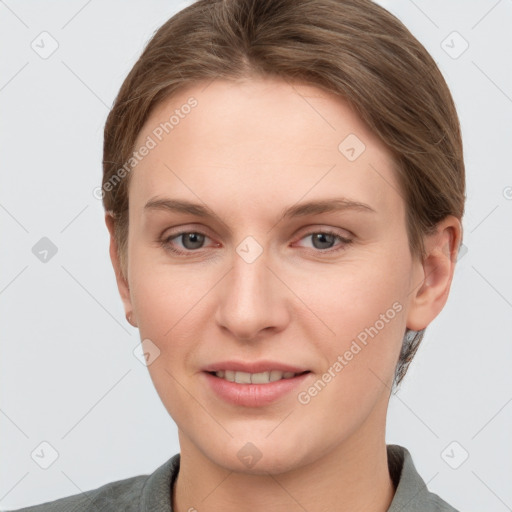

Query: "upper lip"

xmin=202 ymin=360 xmax=310 ymax=374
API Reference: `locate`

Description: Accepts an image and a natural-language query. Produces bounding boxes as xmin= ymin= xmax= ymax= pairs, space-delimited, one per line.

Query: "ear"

xmin=406 ymin=215 xmax=462 ymax=331
xmin=105 ymin=213 xmax=136 ymax=327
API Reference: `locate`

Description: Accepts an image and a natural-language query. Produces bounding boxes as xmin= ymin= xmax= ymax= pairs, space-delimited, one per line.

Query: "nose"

xmin=214 ymin=247 xmax=290 ymax=342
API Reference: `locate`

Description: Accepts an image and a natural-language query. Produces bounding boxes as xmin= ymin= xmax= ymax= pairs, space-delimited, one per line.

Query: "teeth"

xmin=214 ymin=370 xmax=300 ymax=384
xmin=235 ymin=371 xmax=252 ymax=384
xmin=251 ymin=371 xmax=270 ymax=384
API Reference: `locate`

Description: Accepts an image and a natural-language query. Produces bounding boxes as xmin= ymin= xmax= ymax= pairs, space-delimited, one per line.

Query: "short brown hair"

xmin=102 ymin=0 xmax=465 ymax=388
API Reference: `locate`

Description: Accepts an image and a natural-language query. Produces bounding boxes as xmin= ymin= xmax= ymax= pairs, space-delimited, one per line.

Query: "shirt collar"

xmin=386 ymin=444 xmax=457 ymax=511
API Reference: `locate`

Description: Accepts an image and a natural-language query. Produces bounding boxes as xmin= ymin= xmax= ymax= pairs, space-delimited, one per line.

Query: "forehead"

xmin=129 ymin=77 xmax=403 ymax=221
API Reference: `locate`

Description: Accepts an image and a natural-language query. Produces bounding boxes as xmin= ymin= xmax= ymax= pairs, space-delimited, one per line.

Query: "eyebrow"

xmin=143 ymin=196 xmax=376 ymax=223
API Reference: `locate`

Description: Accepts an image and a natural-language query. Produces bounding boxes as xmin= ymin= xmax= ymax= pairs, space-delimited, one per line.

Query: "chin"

xmin=202 ymin=434 xmax=313 ymax=476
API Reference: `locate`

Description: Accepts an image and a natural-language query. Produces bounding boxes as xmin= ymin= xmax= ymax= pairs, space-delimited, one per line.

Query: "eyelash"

xmin=159 ymin=229 xmax=353 ymax=256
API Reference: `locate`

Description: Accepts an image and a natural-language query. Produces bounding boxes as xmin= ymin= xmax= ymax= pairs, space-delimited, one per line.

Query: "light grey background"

xmin=1 ymin=0 xmax=511 ymax=510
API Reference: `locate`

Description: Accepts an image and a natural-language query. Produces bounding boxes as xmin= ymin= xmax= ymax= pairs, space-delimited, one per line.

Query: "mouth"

xmin=206 ymin=369 xmax=311 ymax=384
xmin=203 ymin=369 xmax=312 ymax=407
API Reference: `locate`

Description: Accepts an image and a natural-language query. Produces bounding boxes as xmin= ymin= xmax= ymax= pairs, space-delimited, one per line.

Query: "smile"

xmin=203 ymin=370 xmax=312 ymax=407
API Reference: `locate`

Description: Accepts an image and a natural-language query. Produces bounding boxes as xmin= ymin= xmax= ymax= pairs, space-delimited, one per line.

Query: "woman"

xmin=12 ymin=0 xmax=464 ymax=510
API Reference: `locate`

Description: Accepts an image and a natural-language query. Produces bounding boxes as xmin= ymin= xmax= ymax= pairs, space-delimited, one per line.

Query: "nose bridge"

xmin=214 ymin=236 xmax=288 ymax=340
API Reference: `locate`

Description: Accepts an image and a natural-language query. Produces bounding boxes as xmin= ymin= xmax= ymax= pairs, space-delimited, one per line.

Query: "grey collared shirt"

xmin=7 ymin=444 xmax=459 ymax=511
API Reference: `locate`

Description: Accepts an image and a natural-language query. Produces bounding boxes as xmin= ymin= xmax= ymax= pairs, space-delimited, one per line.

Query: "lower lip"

xmin=202 ymin=371 xmax=311 ymax=407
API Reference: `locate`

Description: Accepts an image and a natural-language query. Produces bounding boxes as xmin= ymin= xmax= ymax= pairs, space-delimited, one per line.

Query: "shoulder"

xmin=387 ymin=444 xmax=460 ymax=512
xmin=7 ymin=474 xmax=147 ymax=512
xmin=6 ymin=453 xmax=181 ymax=512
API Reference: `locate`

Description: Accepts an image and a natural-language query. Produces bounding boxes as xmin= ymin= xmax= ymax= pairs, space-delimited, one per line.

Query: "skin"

xmin=105 ymin=76 xmax=461 ymax=512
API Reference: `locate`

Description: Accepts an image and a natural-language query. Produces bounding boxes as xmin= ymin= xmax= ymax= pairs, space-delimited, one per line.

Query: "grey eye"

xmin=310 ymin=232 xmax=337 ymax=250
xmin=179 ymin=232 xmax=206 ymax=250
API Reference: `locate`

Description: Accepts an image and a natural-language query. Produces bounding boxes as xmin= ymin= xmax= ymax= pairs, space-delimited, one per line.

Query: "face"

xmin=112 ymin=76 xmax=431 ymax=474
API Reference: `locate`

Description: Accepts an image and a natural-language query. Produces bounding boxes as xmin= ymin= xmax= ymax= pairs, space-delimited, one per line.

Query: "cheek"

xmin=131 ymin=270 xmax=199 ymax=351
xmin=129 ymin=236 xmax=195 ymax=326
xmin=128 ymin=263 xmax=204 ymax=420
xmin=291 ymin=251 xmax=409 ymax=342
xmin=292 ymin=250 xmax=410 ymax=404
xmin=293 ymin=266 xmax=407 ymax=441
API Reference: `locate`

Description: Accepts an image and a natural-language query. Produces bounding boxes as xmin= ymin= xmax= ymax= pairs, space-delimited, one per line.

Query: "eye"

xmin=295 ymin=230 xmax=353 ymax=253
xmin=160 ymin=230 xmax=215 ymax=255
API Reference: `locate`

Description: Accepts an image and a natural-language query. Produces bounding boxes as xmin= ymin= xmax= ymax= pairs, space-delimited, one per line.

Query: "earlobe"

xmin=105 ymin=213 xmax=135 ymax=324
xmin=406 ymin=216 xmax=462 ymax=331
xmin=125 ymin=311 xmax=137 ymax=328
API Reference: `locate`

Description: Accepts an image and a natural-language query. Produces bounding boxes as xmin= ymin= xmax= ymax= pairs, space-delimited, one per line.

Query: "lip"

xmin=202 ymin=360 xmax=309 ymax=374
xmin=202 ymin=370 xmax=311 ymax=407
